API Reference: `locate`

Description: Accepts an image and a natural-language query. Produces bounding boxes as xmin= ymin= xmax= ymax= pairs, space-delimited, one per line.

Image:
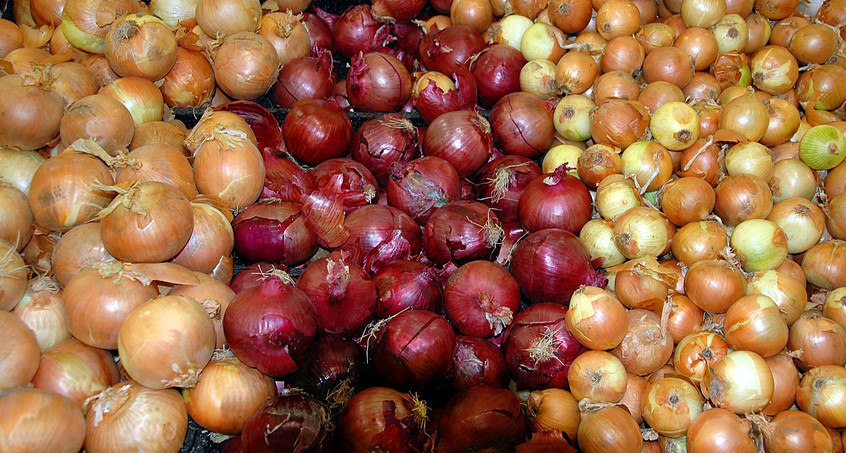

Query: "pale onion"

xmin=553 ymin=94 xmax=595 ymax=142
xmin=567 ymin=350 xmax=628 ymax=403
xmin=103 ymin=13 xmax=178 ymax=81
xmin=650 ymin=101 xmax=700 ymax=151
xmin=99 ymin=76 xmax=164 ymax=127
xmin=526 ymin=388 xmax=580 ymax=441
xmin=50 ymin=222 xmax=115 ymax=288
xmin=767 ymin=197 xmax=825 ymax=254
xmin=729 ymin=219 xmax=788 ymax=272
xmin=823 ymin=287 xmax=846 ymax=332
xmin=724 ymin=142 xmax=775 ymax=181
xmin=31 ymin=338 xmax=119 ymax=412
xmin=701 ymin=349 xmax=774 ymax=414
xmin=746 ymin=269 xmax=808 ymax=326
xmin=149 ymin=0 xmax=198 ymax=28
xmin=63 ymin=262 xmax=158 ymax=350
xmin=0 ymin=182 xmax=34 ymax=251
xmin=801 ymin=239 xmax=846 ymax=290
xmin=620 ymin=141 xmax=674 ymax=192
xmin=490 ymin=14 xmax=533 ymax=51
xmin=85 ymin=380 xmax=188 ymax=453
xmin=796 ymin=365 xmax=846 ymax=428
xmin=0 ymin=387 xmax=86 ymax=453
xmin=713 ymin=13 xmax=749 ymax=53
xmin=212 ymin=31 xmax=280 ymax=101
xmin=799 ymin=124 xmax=846 ymax=171
xmin=118 ymin=294 xmax=215 ymax=389
xmin=519 ymin=58 xmax=559 ymax=99
xmin=168 ymin=271 xmax=234 ymax=349
xmin=190 ymin=124 xmax=265 ymax=211
xmin=681 ymin=0 xmax=725 ymax=28
xmin=0 ymin=148 xmax=44 ymax=196
xmin=11 ymin=276 xmax=69 ymax=351
xmin=195 ymin=0 xmax=260 ymax=37
xmin=613 ymin=206 xmax=675 ymax=260
xmin=770 ymin=158 xmax=817 ymax=202
xmin=257 ymin=11 xmax=310 ymax=66
xmin=579 ymin=219 xmax=627 ymax=268
xmin=170 ymin=203 xmax=234 ymax=275
xmin=0 ymin=310 xmax=40 ymax=390
xmin=641 ymin=376 xmax=704 ymax=437
xmin=723 ymin=294 xmax=788 ymax=357
xmin=541 ymin=144 xmax=582 ymax=175
xmin=595 ymin=174 xmax=644 ymax=221
xmin=673 ymin=330 xmax=731 ymax=386
xmin=60 ymin=0 xmax=141 ymax=54
xmin=788 ymin=310 xmax=846 ymax=370
xmin=520 ymin=22 xmax=566 ymax=62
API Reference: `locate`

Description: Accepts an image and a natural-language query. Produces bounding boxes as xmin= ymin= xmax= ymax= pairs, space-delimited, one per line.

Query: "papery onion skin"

xmin=611 ymin=308 xmax=674 ymax=376
xmin=351 ymin=113 xmax=419 ymax=186
xmin=762 ymin=351 xmax=800 ymax=415
xmin=444 ymin=260 xmax=520 ymax=338
xmin=673 ymin=331 xmax=731 ymax=386
xmin=701 ymin=349 xmax=774 ymax=414
xmin=232 ymin=199 xmax=318 ymax=267
xmin=0 ymin=310 xmax=41 ymax=391
xmin=423 ymin=200 xmax=503 ymax=266
xmin=796 ymin=365 xmax=846 ymax=428
xmin=511 ymin=228 xmax=607 ymax=304
xmin=337 ymin=386 xmax=426 ymax=453
xmin=240 ymin=388 xmax=335 ymax=452
xmin=475 ymin=155 xmax=543 ymax=224
xmin=339 ymin=204 xmax=424 ymax=274
xmin=686 ymin=408 xmax=757 ymax=453
xmin=31 ymin=338 xmax=120 ymax=412
xmin=0 ymin=387 xmax=86 ymax=453
xmin=446 ymin=335 xmax=510 ymax=391
xmin=386 ymin=156 xmax=461 ymax=225
xmin=372 ymin=260 xmax=443 ymax=318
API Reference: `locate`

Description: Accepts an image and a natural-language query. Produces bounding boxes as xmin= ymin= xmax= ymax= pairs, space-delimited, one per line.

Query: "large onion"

xmin=0 ymin=387 xmax=86 ymax=453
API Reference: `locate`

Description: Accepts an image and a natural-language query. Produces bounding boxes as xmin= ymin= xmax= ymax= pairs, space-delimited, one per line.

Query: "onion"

xmin=797 ymin=364 xmax=846 ymax=428
xmin=578 ymin=405 xmax=643 ymax=453
xmin=332 ymin=4 xmax=388 ymax=59
xmin=446 ymin=335 xmax=510 ymax=391
xmin=613 ymin=206 xmax=675 ymax=260
xmin=104 ymin=13 xmax=177 ymax=81
xmin=423 ymin=200 xmax=503 ymax=265
xmin=195 ymin=0 xmax=259 ymax=37
xmin=567 ymin=349 xmax=628 ymax=403
xmin=296 ymin=254 xmax=376 ymax=336
xmin=337 ymin=387 xmax=427 ymax=453
xmin=620 ymin=141 xmax=674 ymax=192
xmin=443 ymin=260 xmax=519 ymax=337
xmin=474 ymin=155 xmax=542 ymax=224
xmin=31 ymin=338 xmax=119 ymax=412
xmin=754 ymin=410 xmax=834 ymax=452
xmin=0 ymin=387 xmax=86 ymax=453
xmin=59 ymin=94 xmax=134 ymax=156
xmin=686 ymin=408 xmax=756 ymax=453
xmin=372 ymin=260 xmax=443 ymax=318
xmin=595 ymin=174 xmax=644 ymax=221
xmin=713 ymin=174 xmax=774 ymax=227
xmin=347 ymin=51 xmax=412 ymax=113
xmin=611 ymin=309 xmax=674 ymax=376
xmin=729 ymin=219 xmax=788 ymax=272
xmin=85 ymin=380 xmax=187 ymax=453
xmin=673 ymin=331 xmax=731 ymax=386
xmin=182 ymin=350 xmax=277 ymax=435
xmin=283 ymin=99 xmax=353 ymax=167
xmin=423 ymin=110 xmax=493 ymax=178
xmin=511 ymin=228 xmax=607 ymax=304
xmin=802 ymin=239 xmax=846 ymax=290
xmin=590 ymin=99 xmax=651 ymax=150
xmin=488 ymin=92 xmax=555 ymax=160
xmin=701 ymin=349 xmax=774 ymax=414
xmin=212 ymin=32 xmax=279 ymax=100
xmin=429 ymin=386 xmax=527 ymax=452
xmin=724 ymin=294 xmax=788 ymax=357
xmin=579 ymin=218 xmax=627 ymax=268
xmin=658 ymin=177 xmax=716 ymax=226
xmin=526 ymin=388 xmax=580 ymax=442
xmin=566 ymin=285 xmax=627 ymax=350
xmin=50 ymin=223 xmax=114 ymax=288
xmin=113 ymin=144 xmax=195 ymax=199
xmin=272 ymin=53 xmax=336 ymax=109
xmin=261 ymin=149 xmax=316 ymax=202
xmin=286 ymin=333 xmax=367 ymax=408
xmin=169 ymin=272 xmax=234 ymax=349
xmin=0 ymin=310 xmax=40 ymax=391
xmin=642 ymin=376 xmax=704 ymax=437
xmin=224 ymin=273 xmax=317 ymax=377
xmin=788 ymin=310 xmax=846 ymax=370
xmin=129 ymin=121 xmax=188 ymax=154
xmin=501 ymin=302 xmax=587 ymax=389
xmin=0 ymin=149 xmax=44 ymax=197
xmin=762 ymin=351 xmax=800 ymax=415
xmin=746 ymin=269 xmax=807 ymax=326
xmin=213 ymin=100 xmax=282 ymax=154
xmin=258 ymin=11 xmax=310 ymax=66
xmin=469 ymin=44 xmax=526 ymax=109
xmin=99 ymin=76 xmax=164 ymax=127
xmin=518 ymin=166 xmax=593 ymax=234
xmin=592 ymin=70 xmax=640 ymax=104
xmin=340 ymin=204 xmax=423 ymax=274
xmin=650 ymin=101 xmax=700 ymax=151
xmin=160 ymin=47 xmax=215 ymax=108
xmin=10 ymin=277 xmax=69 ymax=351
xmin=0 ymin=183 xmax=32 ymax=253
xmin=685 ymin=259 xmax=747 ymax=313
xmin=419 ymin=24 xmax=486 ymax=76
xmin=311 ymin=158 xmax=378 ymax=214
xmin=671 ymin=220 xmax=728 ymax=265
xmin=240 ymin=388 xmax=334 ymax=452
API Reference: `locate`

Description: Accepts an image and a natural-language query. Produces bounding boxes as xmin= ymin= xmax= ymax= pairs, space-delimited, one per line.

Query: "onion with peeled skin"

xmin=447 ymin=335 xmax=510 ymax=391
xmin=386 ymin=156 xmax=461 ymax=225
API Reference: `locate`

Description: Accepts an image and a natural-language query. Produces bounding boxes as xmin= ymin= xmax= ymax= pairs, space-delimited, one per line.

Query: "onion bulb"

xmin=0 ymin=387 xmax=86 ymax=453
xmin=701 ymin=349 xmax=774 ymax=414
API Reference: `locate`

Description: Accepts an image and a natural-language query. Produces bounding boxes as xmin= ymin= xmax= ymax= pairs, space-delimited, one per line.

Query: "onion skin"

xmin=386 ymin=156 xmax=461 ymax=225
xmin=31 ymin=338 xmax=120 ymax=412
xmin=687 ymin=408 xmax=757 ymax=453
xmin=0 ymin=387 xmax=86 ymax=453
xmin=286 ymin=334 xmax=368 ymax=408
xmin=340 ymin=204 xmax=424 ymax=275
xmin=231 ymin=199 xmax=318 ymax=267
xmin=240 ymin=389 xmax=335 ymax=453
xmin=443 ymin=260 xmax=520 ymax=338
xmin=372 ymin=260 xmax=443 ymax=318
xmin=423 ymin=200 xmax=503 ymax=266
xmin=0 ymin=310 xmax=41 ymax=391
xmin=337 ymin=387 xmax=426 ymax=453
xmin=518 ymin=166 xmax=594 ymax=234
xmin=446 ymin=336 xmax=510 ymax=391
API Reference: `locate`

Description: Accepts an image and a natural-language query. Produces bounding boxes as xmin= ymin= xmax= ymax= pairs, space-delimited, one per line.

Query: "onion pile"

xmin=1 ymin=0 xmax=846 ymax=450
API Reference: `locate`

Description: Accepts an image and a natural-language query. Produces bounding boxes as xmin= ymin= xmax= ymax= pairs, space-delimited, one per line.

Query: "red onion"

xmin=337 ymin=387 xmax=427 ymax=453
xmin=347 ymin=52 xmax=413 ymax=113
xmin=296 ymin=253 xmax=377 ymax=336
xmin=427 ymin=386 xmax=528 ymax=452
xmin=241 ymin=389 xmax=334 ymax=453
xmin=423 ymin=110 xmax=494 ymax=178
xmin=392 ymin=22 xmax=424 ymax=61
xmin=493 ymin=222 xmax=527 ymax=266
xmin=386 ymin=156 xmax=461 ymax=224
xmin=446 ymin=336 xmax=510 ymax=390
xmin=369 ymin=309 xmax=456 ymax=389
xmin=287 ymin=334 xmax=367 ymax=406
xmin=475 ymin=155 xmax=543 ymax=224
xmin=413 ymin=66 xmax=478 ymax=124
xmin=419 ymin=24 xmax=486 ymax=75
xmin=470 ymin=44 xmax=528 ymax=109
xmin=510 ymin=228 xmax=607 ymax=304
xmin=282 ymin=99 xmax=352 ymax=166
xmin=340 ymin=204 xmax=424 ymax=274
xmin=490 ymin=92 xmax=557 ymax=159
xmin=351 ymin=113 xmax=419 ymax=185
xmin=518 ymin=166 xmax=594 ymax=234
xmin=333 ymin=5 xmax=392 ymax=59
xmin=311 ymin=158 xmax=378 ymax=214
xmin=231 ymin=199 xmax=318 ymax=266
xmin=423 ymin=200 xmax=503 ymax=265
xmin=301 ymin=13 xmax=334 ymax=54
xmin=229 ymin=262 xmax=287 ymax=293
xmin=372 ymin=260 xmax=443 ymax=317
xmin=501 ymin=303 xmax=587 ymax=390
xmin=332 ymin=79 xmax=351 ymax=110
xmin=444 ymin=260 xmax=520 ymax=337
xmin=215 ymin=100 xmax=283 ymax=153
xmin=261 ymin=148 xmax=316 ymax=202
xmin=272 ymin=52 xmax=336 ymax=108
xmin=371 ymin=0 xmax=426 ymax=22
xmin=223 ymin=274 xmax=317 ymax=377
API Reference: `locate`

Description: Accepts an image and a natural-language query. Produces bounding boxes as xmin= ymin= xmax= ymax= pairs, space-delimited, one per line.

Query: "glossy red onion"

xmin=340 ymin=204 xmax=424 ymax=274
xmin=372 ymin=260 xmax=443 ymax=318
xmin=332 ymin=4 xmax=391 ymax=59
xmin=371 ymin=0 xmax=426 ymax=22
xmin=510 ymin=228 xmax=607 ymax=304
xmin=423 ymin=110 xmax=493 ymax=178
xmin=501 ymin=303 xmax=588 ymax=390
xmin=351 ymin=113 xmax=419 ymax=185
xmin=347 ymin=51 xmax=413 ymax=113
xmin=231 ymin=199 xmax=318 ymax=266
xmin=444 ymin=260 xmax=520 ymax=337
xmin=296 ymin=254 xmax=377 ymax=336
xmin=419 ymin=24 xmax=486 ymax=75
xmin=223 ymin=274 xmax=317 ymax=377
xmin=386 ymin=156 xmax=461 ymax=224
xmin=446 ymin=336 xmax=510 ymax=391
xmin=272 ymin=52 xmax=336 ymax=108
xmin=518 ymin=166 xmax=593 ymax=234
xmin=240 ymin=389 xmax=334 ymax=453
xmin=283 ymin=99 xmax=353 ymax=166
xmin=490 ymin=92 xmax=557 ymax=159
xmin=301 ymin=12 xmax=333 ymax=54
xmin=229 ymin=262 xmax=286 ymax=294
xmin=470 ymin=44 xmax=527 ymax=109
xmin=423 ymin=200 xmax=503 ymax=266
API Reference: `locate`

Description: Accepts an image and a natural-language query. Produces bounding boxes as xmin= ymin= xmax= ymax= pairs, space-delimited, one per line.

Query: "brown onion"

xmin=212 ymin=32 xmax=279 ymax=100
xmin=0 ymin=387 xmax=86 ymax=453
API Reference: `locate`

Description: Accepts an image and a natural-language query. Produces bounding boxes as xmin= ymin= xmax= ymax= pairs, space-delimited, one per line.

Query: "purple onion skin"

xmin=372 ymin=260 xmax=443 ymax=318
xmin=446 ymin=336 xmax=510 ymax=391
xmin=500 ymin=303 xmax=587 ymax=390
xmin=296 ymin=255 xmax=377 ymax=336
xmin=232 ymin=201 xmax=318 ymax=267
xmin=286 ymin=334 xmax=368 ymax=406
xmin=241 ymin=389 xmax=334 ymax=453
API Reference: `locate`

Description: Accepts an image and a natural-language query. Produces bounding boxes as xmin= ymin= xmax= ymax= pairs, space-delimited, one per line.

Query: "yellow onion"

xmin=729 ymin=218 xmax=788 ymax=272
xmin=31 ymin=338 xmax=120 ymax=412
xmin=0 ymin=310 xmax=41 ymax=390
xmin=796 ymin=365 xmax=846 ymax=428
xmin=11 ymin=276 xmax=70 ymax=351
xmin=579 ymin=219 xmax=627 ymax=268
xmin=701 ymin=349 xmax=774 ymax=414
xmin=99 ymin=76 xmax=164 ymax=127
xmin=723 ymin=294 xmax=788 ymax=357
xmin=613 ymin=206 xmax=675 ymax=260
xmin=746 ymin=269 xmax=808 ymax=326
xmin=0 ymin=387 xmax=86 ymax=453
xmin=650 ymin=101 xmax=700 ymax=151
xmin=104 ymin=13 xmax=178 ymax=81
xmin=641 ymin=376 xmax=704 ymax=437
xmin=527 ymin=388 xmax=581 ymax=441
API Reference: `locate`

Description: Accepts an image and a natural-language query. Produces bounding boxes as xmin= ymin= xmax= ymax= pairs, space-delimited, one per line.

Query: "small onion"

xmin=724 ymin=294 xmax=788 ymax=357
xmin=31 ymin=338 xmax=119 ymax=412
xmin=526 ymin=388 xmax=580 ymax=441
xmin=567 ymin=349 xmax=628 ymax=403
xmin=801 ymin=239 xmax=846 ymax=290
xmin=566 ymin=285 xmax=627 ymax=350
xmin=729 ymin=219 xmax=788 ymax=272
xmin=788 ymin=310 xmax=846 ymax=370
xmin=578 ymin=405 xmax=643 ymax=453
